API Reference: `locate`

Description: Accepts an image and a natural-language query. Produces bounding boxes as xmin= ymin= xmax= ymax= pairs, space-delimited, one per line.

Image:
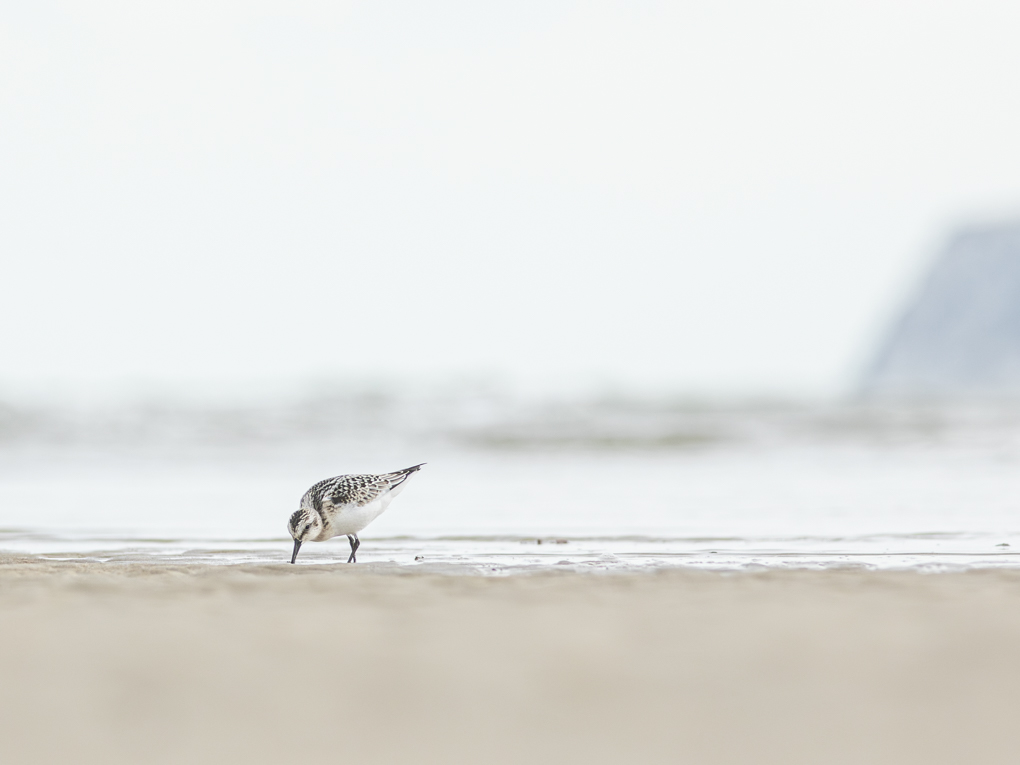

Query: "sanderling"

xmin=287 ymin=464 xmax=424 ymax=564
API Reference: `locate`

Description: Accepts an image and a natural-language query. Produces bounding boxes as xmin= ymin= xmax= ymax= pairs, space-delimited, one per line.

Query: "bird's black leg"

xmin=347 ymin=534 xmax=360 ymax=563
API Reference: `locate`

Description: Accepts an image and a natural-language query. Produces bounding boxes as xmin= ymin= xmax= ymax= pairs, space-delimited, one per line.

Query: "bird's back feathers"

xmin=302 ymin=464 xmax=425 ymax=512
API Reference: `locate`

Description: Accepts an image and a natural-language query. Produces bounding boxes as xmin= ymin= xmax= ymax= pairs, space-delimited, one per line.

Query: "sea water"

xmin=3 ymin=393 xmax=1020 ymax=572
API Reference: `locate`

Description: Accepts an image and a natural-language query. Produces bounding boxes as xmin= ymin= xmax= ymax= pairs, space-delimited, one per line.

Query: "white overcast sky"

xmin=3 ymin=0 xmax=1020 ymax=398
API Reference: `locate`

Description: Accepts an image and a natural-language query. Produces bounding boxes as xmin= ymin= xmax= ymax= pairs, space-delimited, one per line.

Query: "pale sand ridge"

xmin=2 ymin=560 xmax=1019 ymax=764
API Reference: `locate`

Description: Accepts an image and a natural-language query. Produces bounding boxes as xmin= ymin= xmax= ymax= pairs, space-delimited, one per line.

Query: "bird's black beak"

xmin=291 ymin=539 xmax=302 ymax=564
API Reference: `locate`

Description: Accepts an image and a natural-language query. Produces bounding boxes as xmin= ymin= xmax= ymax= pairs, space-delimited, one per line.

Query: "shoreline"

xmin=6 ymin=528 xmax=1020 ymax=573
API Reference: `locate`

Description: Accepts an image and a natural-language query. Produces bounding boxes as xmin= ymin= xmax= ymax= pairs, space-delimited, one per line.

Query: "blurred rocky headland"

xmin=863 ymin=221 xmax=1020 ymax=397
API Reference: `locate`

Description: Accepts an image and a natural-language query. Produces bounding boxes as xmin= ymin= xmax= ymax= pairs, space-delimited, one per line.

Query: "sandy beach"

xmin=1 ymin=561 xmax=1018 ymax=764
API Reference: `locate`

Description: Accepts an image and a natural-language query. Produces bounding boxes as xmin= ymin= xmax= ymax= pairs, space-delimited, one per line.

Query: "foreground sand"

xmin=3 ymin=559 xmax=1020 ymax=764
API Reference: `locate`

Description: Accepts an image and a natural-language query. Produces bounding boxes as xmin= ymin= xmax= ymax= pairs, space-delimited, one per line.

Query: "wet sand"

xmin=2 ymin=559 xmax=1020 ymax=764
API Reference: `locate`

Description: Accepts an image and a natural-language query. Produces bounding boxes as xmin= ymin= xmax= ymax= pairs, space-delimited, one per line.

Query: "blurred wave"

xmin=5 ymin=388 xmax=1020 ymax=455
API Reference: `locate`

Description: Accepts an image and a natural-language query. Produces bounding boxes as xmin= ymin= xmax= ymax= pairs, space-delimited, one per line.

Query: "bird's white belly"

xmin=320 ymin=495 xmax=392 ymax=539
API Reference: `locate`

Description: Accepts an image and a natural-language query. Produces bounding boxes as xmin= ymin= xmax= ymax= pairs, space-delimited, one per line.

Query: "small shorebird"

xmin=288 ymin=464 xmax=424 ymax=564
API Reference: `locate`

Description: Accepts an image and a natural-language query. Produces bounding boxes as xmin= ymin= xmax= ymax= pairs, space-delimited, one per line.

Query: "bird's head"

xmin=287 ymin=508 xmax=322 ymax=563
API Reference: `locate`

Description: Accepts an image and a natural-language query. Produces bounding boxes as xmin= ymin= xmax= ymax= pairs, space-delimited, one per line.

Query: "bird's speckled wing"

xmin=328 ymin=474 xmax=393 ymax=506
xmin=303 ymin=464 xmax=424 ymax=512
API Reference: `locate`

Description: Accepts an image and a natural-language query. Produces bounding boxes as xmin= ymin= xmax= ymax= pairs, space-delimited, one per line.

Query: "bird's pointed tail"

xmin=387 ymin=463 xmax=425 ymax=489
